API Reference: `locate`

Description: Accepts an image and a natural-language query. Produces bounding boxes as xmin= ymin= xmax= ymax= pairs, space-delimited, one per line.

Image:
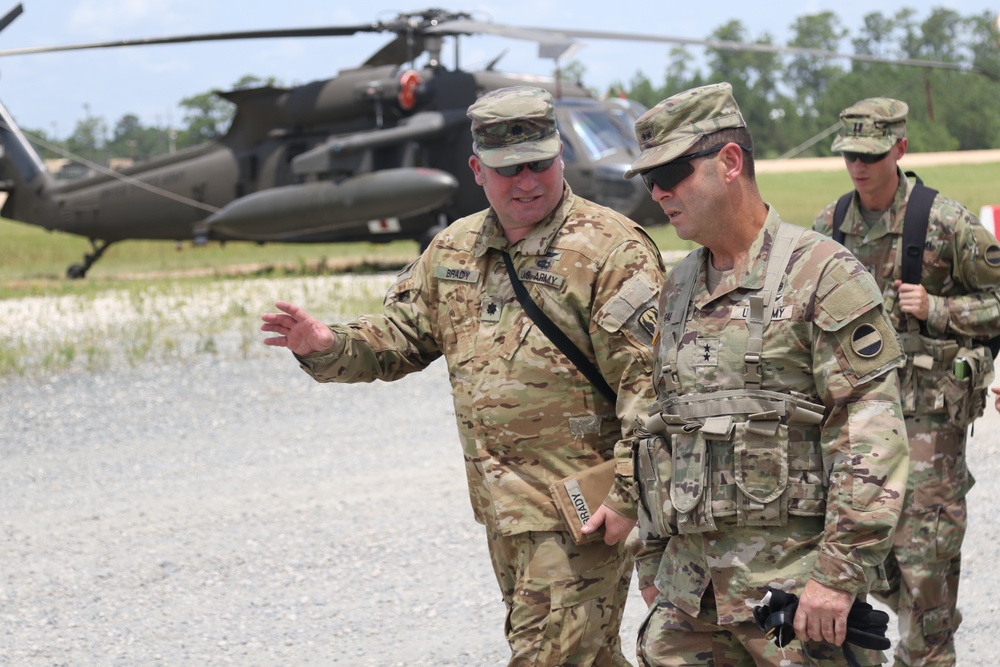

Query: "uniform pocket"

xmin=635 ymin=435 xmax=676 ymax=537
xmin=733 ymin=423 xmax=789 ymax=526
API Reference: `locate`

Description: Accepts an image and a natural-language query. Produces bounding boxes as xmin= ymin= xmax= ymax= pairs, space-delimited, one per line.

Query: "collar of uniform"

xmin=842 ymin=166 xmax=909 ymax=239
xmin=694 ymin=206 xmax=784 ymax=308
xmin=474 ymin=181 xmax=573 ymax=258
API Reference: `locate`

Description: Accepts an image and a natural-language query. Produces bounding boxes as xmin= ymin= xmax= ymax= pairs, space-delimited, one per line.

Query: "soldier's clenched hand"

xmin=581 ymin=504 xmax=636 ymax=546
xmin=261 ymin=301 xmax=335 ymax=356
xmin=793 ymin=579 xmax=853 ymax=646
xmin=894 ymin=280 xmax=930 ymax=321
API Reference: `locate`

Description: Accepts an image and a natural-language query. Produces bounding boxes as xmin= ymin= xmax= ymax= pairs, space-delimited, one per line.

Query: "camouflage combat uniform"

xmin=635 ymin=208 xmax=910 ymax=666
xmin=298 ymin=181 xmax=665 ymax=666
xmin=815 ymin=170 xmax=1000 ymax=666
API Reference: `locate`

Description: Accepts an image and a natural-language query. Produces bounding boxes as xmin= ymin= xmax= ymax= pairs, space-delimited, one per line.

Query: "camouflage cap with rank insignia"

xmin=624 ymin=82 xmax=746 ymax=179
xmin=467 ymin=86 xmax=561 ymax=169
xmin=831 ymin=97 xmax=908 ymax=155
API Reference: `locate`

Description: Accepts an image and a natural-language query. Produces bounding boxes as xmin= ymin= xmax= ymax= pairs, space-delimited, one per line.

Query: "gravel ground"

xmin=2 ymin=276 xmax=998 ymax=666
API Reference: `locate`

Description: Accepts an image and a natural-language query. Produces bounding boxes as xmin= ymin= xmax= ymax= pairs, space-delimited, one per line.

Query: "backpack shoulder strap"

xmin=832 ymin=192 xmax=853 ymax=245
xmin=900 ymin=171 xmax=938 ymax=285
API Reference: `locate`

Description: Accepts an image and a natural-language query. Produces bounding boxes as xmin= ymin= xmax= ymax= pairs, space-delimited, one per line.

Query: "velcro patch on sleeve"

xmin=833 ymin=308 xmax=902 ymax=380
xmin=815 ymin=269 xmax=883 ymax=332
xmin=595 ymin=272 xmax=659 ymax=334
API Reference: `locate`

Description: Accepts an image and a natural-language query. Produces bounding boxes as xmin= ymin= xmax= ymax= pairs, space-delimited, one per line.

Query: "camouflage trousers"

xmin=871 ymin=414 xmax=969 ymax=667
xmin=486 ymin=527 xmax=634 ymax=667
xmin=636 ymin=588 xmax=886 ymax=667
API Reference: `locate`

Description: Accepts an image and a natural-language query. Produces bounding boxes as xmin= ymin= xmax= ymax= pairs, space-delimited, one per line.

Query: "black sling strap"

xmin=832 ymin=171 xmax=938 ymax=286
xmin=501 ymin=251 xmax=618 ymax=403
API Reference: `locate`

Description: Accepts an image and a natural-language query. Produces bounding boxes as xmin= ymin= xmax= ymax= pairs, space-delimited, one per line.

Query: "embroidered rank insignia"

xmin=694 ymin=337 xmax=720 ymax=366
xmin=851 ymin=323 xmax=883 ymax=358
xmin=481 ymin=296 xmax=503 ymax=323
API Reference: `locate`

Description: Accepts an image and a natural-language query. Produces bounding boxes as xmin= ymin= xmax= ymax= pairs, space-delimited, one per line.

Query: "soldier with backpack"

xmin=814 ymin=97 xmax=1000 ymax=667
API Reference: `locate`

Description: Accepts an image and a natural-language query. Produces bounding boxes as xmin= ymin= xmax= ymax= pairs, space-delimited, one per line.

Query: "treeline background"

xmin=599 ymin=6 xmax=1000 ymax=158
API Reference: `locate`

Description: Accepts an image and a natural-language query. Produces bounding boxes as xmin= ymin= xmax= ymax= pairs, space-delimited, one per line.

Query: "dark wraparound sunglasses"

xmin=640 ymin=143 xmax=752 ymax=194
xmin=842 ymin=151 xmax=890 ymax=164
xmin=493 ymin=158 xmax=556 ymax=177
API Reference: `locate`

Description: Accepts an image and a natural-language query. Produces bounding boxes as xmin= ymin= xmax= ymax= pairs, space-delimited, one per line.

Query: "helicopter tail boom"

xmin=0 ymin=97 xmax=56 ymax=224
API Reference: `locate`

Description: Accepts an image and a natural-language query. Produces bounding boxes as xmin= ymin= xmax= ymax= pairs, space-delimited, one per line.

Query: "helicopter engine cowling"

xmin=203 ymin=167 xmax=458 ymax=241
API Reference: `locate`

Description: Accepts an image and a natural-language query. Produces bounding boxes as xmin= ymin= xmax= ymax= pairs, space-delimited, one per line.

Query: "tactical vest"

xmin=636 ymin=222 xmax=829 ymax=537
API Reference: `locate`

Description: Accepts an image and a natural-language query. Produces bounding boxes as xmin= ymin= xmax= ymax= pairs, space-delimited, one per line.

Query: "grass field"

xmin=3 ymin=158 xmax=999 ymax=295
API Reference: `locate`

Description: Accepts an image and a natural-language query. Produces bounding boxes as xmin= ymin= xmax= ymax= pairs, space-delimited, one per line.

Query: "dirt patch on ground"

xmin=756 ymin=149 xmax=1000 ymax=173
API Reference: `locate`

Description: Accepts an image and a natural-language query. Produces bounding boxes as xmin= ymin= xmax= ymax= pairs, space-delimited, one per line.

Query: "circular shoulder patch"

xmin=851 ymin=323 xmax=884 ymax=358
xmin=984 ymin=244 xmax=1000 ymax=268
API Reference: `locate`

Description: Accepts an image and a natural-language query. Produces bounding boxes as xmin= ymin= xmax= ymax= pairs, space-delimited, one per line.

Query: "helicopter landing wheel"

xmin=66 ymin=239 xmax=114 ymax=279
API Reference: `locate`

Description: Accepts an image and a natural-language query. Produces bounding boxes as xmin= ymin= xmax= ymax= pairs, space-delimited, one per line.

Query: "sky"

xmin=0 ymin=0 xmax=997 ymax=139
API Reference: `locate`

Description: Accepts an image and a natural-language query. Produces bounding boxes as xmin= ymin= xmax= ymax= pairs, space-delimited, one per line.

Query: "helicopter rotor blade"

xmin=362 ymin=35 xmax=426 ymax=68
xmin=518 ymin=25 xmax=991 ymax=77
xmin=426 ymin=19 xmax=576 ymax=60
xmin=0 ymin=3 xmax=23 ymax=36
xmin=0 ymin=24 xmax=378 ymax=57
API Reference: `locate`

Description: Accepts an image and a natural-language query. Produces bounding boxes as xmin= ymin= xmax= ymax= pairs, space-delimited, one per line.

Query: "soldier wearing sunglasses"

xmin=262 ymin=85 xmax=665 ymax=666
xmin=814 ymin=98 xmax=1000 ymax=667
xmin=624 ymin=82 xmax=908 ymax=666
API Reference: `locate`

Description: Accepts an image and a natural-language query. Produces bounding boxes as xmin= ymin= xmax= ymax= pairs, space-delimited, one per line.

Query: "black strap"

xmin=900 ymin=171 xmax=937 ymax=285
xmin=501 ymin=251 xmax=617 ymax=403
xmin=831 ymin=171 xmax=937 ymax=285
xmin=831 ymin=192 xmax=853 ymax=245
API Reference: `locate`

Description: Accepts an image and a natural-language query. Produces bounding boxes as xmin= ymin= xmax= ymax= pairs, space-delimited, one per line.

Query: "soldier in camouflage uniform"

xmin=814 ymin=98 xmax=1000 ymax=667
xmin=261 ymin=85 xmax=665 ymax=666
xmin=624 ymin=82 xmax=910 ymax=666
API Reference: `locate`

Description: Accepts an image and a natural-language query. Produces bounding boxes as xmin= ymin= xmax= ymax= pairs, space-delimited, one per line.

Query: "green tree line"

xmin=607 ymin=6 xmax=1000 ymax=158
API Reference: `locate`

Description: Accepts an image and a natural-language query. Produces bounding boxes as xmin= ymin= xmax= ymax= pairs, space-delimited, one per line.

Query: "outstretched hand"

xmin=261 ymin=301 xmax=335 ymax=356
xmin=992 ymin=386 xmax=1000 ymax=412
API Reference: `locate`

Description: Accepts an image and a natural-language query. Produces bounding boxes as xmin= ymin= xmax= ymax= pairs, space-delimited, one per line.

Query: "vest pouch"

xmin=671 ymin=429 xmax=716 ymax=534
xmin=733 ymin=422 xmax=790 ymax=527
xmin=943 ymin=345 xmax=995 ymax=427
xmin=900 ymin=334 xmax=958 ymax=414
xmin=634 ymin=435 xmax=676 ymax=537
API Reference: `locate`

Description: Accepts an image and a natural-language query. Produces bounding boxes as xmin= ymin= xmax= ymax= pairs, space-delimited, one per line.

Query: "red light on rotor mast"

xmin=398 ymin=70 xmax=421 ymax=111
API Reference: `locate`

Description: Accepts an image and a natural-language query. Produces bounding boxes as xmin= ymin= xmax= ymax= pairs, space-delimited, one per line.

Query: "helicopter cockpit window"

xmin=560 ymin=107 xmax=636 ymax=162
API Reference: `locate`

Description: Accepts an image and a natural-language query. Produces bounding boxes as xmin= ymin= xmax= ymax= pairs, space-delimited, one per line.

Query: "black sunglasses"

xmin=493 ymin=158 xmax=556 ymax=177
xmin=640 ymin=143 xmax=751 ymax=194
xmin=842 ymin=151 xmax=890 ymax=164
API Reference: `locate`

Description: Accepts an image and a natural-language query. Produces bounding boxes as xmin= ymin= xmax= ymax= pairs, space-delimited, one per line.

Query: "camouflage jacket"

xmin=640 ymin=207 xmax=908 ymax=624
xmin=297 ymin=183 xmax=665 ymax=535
xmin=814 ymin=169 xmax=1000 ymax=398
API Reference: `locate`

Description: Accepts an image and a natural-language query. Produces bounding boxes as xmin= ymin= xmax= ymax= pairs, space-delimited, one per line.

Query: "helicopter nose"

xmin=591 ymin=164 xmax=661 ymax=226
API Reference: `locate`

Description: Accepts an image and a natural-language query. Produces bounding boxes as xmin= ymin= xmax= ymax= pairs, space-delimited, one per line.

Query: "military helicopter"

xmin=0 ymin=5 xmax=989 ymax=279
xmin=0 ymin=5 xmax=666 ymax=278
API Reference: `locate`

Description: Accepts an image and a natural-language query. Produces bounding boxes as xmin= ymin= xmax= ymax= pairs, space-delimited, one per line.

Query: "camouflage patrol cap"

xmin=467 ymin=86 xmax=561 ymax=169
xmin=831 ymin=98 xmax=908 ymax=154
xmin=625 ymin=82 xmax=745 ymax=179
